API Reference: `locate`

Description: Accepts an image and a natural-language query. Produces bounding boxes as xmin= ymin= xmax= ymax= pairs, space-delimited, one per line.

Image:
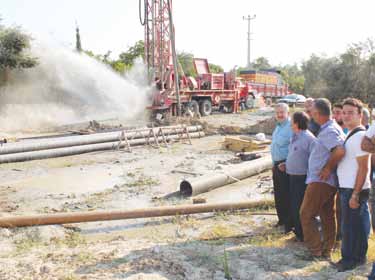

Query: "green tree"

xmin=279 ymin=64 xmax=305 ymax=93
xmin=301 ymin=54 xmax=331 ymax=98
xmin=301 ymin=38 xmax=375 ymax=104
xmin=177 ymin=51 xmax=195 ymax=76
xmin=209 ymin=63 xmax=224 ymax=73
xmin=176 ymin=51 xmax=224 ymax=76
xmin=118 ymin=40 xmax=144 ymax=66
xmin=0 ymin=25 xmax=38 ymax=83
xmin=252 ymin=56 xmax=271 ymax=70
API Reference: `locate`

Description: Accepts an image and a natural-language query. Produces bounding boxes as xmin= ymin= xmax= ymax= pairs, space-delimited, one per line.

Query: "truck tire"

xmin=199 ymin=99 xmax=212 ymax=116
xmin=221 ymin=102 xmax=233 ymax=113
xmin=245 ymin=96 xmax=255 ymax=109
xmin=184 ymin=100 xmax=200 ymax=117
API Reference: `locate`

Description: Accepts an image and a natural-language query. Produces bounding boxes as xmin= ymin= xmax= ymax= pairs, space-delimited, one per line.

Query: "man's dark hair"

xmin=333 ymin=103 xmax=343 ymax=109
xmin=342 ymin=98 xmax=363 ymax=114
xmin=314 ymin=98 xmax=331 ymax=116
xmin=292 ymin=111 xmax=310 ymax=130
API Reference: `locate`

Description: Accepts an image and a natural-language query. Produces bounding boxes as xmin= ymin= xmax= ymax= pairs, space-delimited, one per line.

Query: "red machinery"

xmin=139 ymin=0 xmax=281 ymax=118
xmin=239 ymin=69 xmax=289 ymax=99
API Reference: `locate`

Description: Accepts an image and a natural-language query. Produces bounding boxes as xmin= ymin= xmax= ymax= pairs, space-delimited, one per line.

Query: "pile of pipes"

xmin=0 ymin=125 xmax=204 ymax=164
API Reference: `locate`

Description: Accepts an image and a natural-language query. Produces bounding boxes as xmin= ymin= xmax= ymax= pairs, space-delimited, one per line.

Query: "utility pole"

xmin=75 ymin=21 xmax=82 ymax=52
xmin=243 ymin=14 xmax=256 ymax=68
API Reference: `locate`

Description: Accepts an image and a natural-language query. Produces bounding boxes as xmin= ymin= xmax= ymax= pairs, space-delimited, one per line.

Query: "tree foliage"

xmin=252 ymin=56 xmax=272 ymax=70
xmin=118 ymin=40 xmax=144 ymax=66
xmin=0 ymin=26 xmax=38 ymax=70
xmin=279 ymin=64 xmax=305 ymax=93
xmin=177 ymin=51 xmax=195 ymax=76
xmin=209 ymin=63 xmax=224 ymax=73
xmin=302 ymin=38 xmax=375 ymax=105
xmin=176 ymin=51 xmax=224 ymax=75
xmin=83 ymin=40 xmax=226 ymax=78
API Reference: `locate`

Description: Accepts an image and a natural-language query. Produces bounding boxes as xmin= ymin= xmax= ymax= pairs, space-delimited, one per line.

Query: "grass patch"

xmin=304 ymin=261 xmax=328 ymax=273
xmin=14 ymin=235 xmax=43 ymax=254
xmin=52 ymin=231 xmax=86 ymax=248
xmin=64 ymin=232 xmax=86 ymax=247
xmin=126 ymin=175 xmax=160 ymax=188
xmin=122 ymin=170 xmax=160 ymax=189
xmin=199 ymin=224 xmax=240 ymax=240
xmin=73 ymin=251 xmax=95 ymax=263
xmin=368 ymin=234 xmax=375 ymax=261
xmin=60 ymin=274 xmax=79 ymax=280
xmin=222 ymin=248 xmax=232 ymax=279
xmin=126 ymin=172 xmax=136 ymax=178
xmin=247 ymin=228 xmax=287 ymax=248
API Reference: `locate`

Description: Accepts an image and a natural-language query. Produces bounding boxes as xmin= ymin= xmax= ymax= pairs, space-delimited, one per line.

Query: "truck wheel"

xmin=245 ymin=96 xmax=255 ymax=109
xmin=185 ymin=100 xmax=200 ymax=117
xmin=222 ymin=102 xmax=233 ymax=113
xmin=199 ymin=99 xmax=212 ymax=116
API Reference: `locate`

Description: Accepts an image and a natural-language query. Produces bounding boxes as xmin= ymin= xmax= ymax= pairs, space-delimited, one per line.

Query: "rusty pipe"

xmin=180 ymin=155 xmax=272 ymax=196
xmin=0 ymin=200 xmax=274 ymax=228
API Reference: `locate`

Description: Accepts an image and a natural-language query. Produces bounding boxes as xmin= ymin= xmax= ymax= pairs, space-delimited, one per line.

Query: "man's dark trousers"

xmin=272 ymin=161 xmax=293 ymax=229
xmin=339 ymin=188 xmax=371 ymax=267
xmin=289 ymin=174 xmax=307 ymax=240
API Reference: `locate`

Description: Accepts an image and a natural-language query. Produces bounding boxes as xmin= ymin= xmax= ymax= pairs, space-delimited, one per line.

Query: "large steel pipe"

xmin=0 ymin=125 xmax=202 ymax=155
xmin=180 ymin=155 xmax=272 ymax=196
xmin=0 ymin=200 xmax=274 ymax=228
xmin=0 ymin=131 xmax=205 ymax=164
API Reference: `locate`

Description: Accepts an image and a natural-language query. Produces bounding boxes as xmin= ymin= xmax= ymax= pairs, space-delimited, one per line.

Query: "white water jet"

xmin=0 ymin=39 xmax=151 ymax=133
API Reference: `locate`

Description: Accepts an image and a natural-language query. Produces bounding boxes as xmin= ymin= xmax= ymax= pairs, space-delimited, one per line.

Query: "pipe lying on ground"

xmin=0 ymin=131 xmax=205 ymax=164
xmin=180 ymin=155 xmax=272 ymax=196
xmin=0 ymin=200 xmax=274 ymax=228
xmin=0 ymin=125 xmax=203 ymax=155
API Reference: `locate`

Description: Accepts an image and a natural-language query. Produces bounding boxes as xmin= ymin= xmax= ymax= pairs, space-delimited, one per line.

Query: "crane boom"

xmin=143 ymin=0 xmax=173 ymax=84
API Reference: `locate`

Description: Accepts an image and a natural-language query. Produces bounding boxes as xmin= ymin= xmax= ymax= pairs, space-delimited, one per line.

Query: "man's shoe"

xmin=284 ymin=224 xmax=294 ymax=234
xmin=274 ymin=221 xmax=284 ymax=227
xmin=336 ymin=261 xmax=356 ymax=272
xmin=356 ymin=258 xmax=367 ymax=266
xmin=321 ymin=250 xmax=332 ymax=261
xmin=292 ymin=235 xmax=304 ymax=242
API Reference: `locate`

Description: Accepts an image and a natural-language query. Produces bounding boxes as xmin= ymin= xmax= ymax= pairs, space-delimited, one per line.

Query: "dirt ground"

xmin=0 ymin=111 xmax=374 ymax=280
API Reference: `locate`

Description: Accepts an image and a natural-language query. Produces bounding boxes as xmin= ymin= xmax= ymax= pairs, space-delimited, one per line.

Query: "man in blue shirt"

xmin=300 ymin=98 xmax=346 ymax=259
xmin=271 ymin=103 xmax=293 ymax=232
xmin=286 ymin=111 xmax=316 ymax=241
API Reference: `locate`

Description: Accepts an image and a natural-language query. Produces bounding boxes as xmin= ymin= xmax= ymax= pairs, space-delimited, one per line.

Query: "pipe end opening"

xmin=180 ymin=180 xmax=192 ymax=196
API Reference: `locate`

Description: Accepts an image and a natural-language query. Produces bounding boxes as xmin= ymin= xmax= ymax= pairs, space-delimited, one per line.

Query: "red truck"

xmin=239 ymin=69 xmax=289 ymax=101
xmin=148 ymin=58 xmax=253 ymax=118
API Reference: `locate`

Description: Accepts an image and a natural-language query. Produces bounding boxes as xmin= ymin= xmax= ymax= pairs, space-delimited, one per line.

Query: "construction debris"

xmin=236 ymin=152 xmax=262 ymax=161
xmin=222 ymin=135 xmax=270 ymax=152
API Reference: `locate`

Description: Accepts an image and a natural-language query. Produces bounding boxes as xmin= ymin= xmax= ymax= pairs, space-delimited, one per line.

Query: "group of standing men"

xmin=271 ymin=97 xmax=375 ymax=274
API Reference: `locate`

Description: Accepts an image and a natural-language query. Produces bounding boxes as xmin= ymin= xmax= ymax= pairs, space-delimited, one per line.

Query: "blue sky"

xmin=2 ymin=0 xmax=375 ymax=70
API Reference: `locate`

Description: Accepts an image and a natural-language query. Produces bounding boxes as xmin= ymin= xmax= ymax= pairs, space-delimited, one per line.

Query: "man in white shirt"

xmin=336 ymin=98 xmax=371 ymax=272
